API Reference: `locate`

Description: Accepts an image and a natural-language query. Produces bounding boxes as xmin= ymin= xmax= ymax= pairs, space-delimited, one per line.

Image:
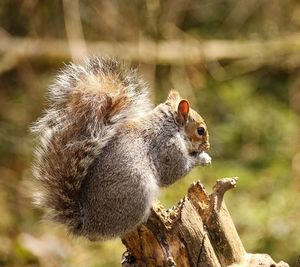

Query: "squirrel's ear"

xmin=177 ymin=99 xmax=189 ymax=125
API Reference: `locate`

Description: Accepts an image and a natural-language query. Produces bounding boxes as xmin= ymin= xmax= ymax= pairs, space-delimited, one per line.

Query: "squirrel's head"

xmin=166 ymin=90 xmax=210 ymax=154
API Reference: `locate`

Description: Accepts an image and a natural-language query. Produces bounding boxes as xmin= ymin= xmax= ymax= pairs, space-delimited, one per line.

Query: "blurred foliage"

xmin=0 ymin=0 xmax=300 ymax=266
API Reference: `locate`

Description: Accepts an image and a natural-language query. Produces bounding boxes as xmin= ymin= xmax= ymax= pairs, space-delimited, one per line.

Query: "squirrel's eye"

xmin=197 ymin=127 xmax=206 ymax=136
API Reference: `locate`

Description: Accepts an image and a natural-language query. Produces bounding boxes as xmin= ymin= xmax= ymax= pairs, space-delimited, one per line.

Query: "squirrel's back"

xmin=31 ymin=57 xmax=152 ymax=236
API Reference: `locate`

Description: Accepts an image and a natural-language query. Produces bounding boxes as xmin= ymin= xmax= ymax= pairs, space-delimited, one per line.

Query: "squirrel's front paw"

xmin=197 ymin=151 xmax=212 ymax=166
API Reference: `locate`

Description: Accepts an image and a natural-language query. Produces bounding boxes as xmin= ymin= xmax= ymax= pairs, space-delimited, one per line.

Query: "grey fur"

xmin=32 ymin=57 xmax=209 ymax=241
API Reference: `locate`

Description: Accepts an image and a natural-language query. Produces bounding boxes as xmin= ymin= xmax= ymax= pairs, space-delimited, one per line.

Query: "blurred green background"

xmin=0 ymin=0 xmax=300 ymax=266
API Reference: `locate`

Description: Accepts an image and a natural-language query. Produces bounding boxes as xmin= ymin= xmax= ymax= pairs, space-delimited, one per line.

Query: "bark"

xmin=121 ymin=178 xmax=289 ymax=267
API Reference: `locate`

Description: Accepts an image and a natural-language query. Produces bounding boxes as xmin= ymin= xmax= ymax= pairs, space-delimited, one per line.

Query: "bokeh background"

xmin=1 ymin=0 xmax=300 ymax=266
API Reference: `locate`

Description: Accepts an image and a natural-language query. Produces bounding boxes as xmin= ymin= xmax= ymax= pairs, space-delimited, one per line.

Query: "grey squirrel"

xmin=32 ymin=57 xmax=211 ymax=241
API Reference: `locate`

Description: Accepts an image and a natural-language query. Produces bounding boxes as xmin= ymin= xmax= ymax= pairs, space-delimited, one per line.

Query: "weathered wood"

xmin=205 ymin=178 xmax=245 ymax=265
xmin=121 ymin=178 xmax=289 ymax=267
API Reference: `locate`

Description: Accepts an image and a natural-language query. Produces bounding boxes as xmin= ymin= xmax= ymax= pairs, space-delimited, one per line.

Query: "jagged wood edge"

xmin=121 ymin=178 xmax=289 ymax=267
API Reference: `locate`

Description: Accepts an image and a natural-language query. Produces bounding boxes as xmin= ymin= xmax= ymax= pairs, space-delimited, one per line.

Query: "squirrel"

xmin=31 ymin=57 xmax=211 ymax=241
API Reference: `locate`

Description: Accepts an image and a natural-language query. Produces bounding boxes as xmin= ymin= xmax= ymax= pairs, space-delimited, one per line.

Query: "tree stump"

xmin=121 ymin=178 xmax=289 ymax=267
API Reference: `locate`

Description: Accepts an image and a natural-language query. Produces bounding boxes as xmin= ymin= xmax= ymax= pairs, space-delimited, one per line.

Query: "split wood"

xmin=121 ymin=178 xmax=289 ymax=267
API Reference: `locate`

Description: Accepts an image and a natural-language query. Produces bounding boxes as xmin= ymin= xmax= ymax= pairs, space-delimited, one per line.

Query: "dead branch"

xmin=121 ymin=178 xmax=289 ymax=267
xmin=1 ymin=34 xmax=300 ymax=73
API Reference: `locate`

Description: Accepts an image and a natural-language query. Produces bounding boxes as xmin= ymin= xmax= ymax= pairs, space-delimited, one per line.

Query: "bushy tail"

xmin=31 ymin=57 xmax=151 ymax=235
